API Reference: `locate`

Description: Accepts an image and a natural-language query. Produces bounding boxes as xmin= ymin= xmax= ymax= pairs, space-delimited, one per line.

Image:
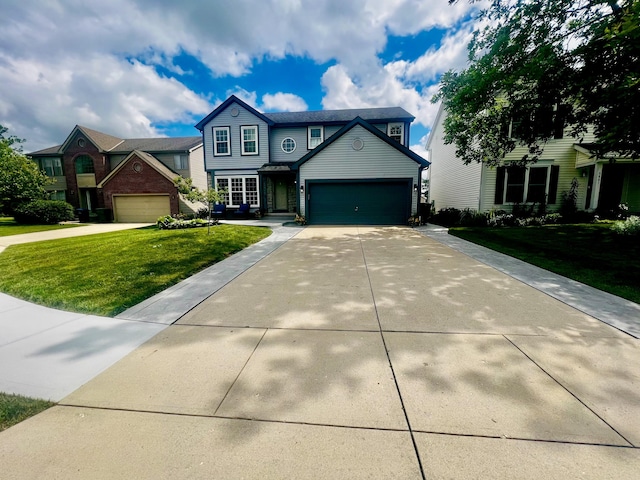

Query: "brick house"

xmin=29 ymin=126 xmax=205 ymax=222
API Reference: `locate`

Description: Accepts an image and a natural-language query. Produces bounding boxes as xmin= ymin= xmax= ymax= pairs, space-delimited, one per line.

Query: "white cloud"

xmin=1 ymin=0 xmax=482 ymax=150
xmin=261 ymin=93 xmax=308 ymax=112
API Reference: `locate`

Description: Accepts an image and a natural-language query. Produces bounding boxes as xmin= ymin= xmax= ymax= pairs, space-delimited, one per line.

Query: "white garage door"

xmin=113 ymin=195 xmax=170 ymax=223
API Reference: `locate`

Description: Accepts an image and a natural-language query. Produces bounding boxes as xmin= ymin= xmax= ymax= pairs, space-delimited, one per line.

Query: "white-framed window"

xmin=387 ymin=122 xmax=404 ymax=144
xmin=495 ymin=164 xmax=560 ymax=205
xmin=174 ymin=154 xmax=188 ymax=170
xmin=281 ymin=137 xmax=296 ymax=153
xmin=34 ymin=157 xmax=63 ymax=176
xmin=213 ymin=127 xmax=231 ymax=156
xmin=308 ymin=126 xmax=324 ymax=149
xmin=215 ymin=176 xmax=259 ymax=207
xmin=241 ymin=125 xmax=258 ymax=155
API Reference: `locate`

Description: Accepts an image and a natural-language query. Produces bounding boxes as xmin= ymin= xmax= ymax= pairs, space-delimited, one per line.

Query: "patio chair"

xmin=232 ymin=203 xmax=251 ymax=219
xmin=211 ymin=203 xmax=226 ymax=219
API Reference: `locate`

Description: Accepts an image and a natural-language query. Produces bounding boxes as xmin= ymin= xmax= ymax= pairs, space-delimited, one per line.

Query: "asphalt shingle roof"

xmin=264 ymin=107 xmax=414 ymax=125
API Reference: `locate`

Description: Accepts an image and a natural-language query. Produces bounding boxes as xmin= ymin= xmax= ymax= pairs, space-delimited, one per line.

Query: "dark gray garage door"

xmin=307 ymin=180 xmax=411 ymax=225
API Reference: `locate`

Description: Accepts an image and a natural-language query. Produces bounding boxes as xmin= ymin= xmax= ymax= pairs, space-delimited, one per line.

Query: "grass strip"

xmin=449 ymin=223 xmax=640 ymax=304
xmin=0 ymin=392 xmax=55 ymax=432
xmin=0 ymin=224 xmax=271 ymax=316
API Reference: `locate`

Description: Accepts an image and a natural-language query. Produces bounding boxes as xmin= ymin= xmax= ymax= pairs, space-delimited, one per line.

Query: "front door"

xmin=275 ymin=180 xmax=288 ymax=211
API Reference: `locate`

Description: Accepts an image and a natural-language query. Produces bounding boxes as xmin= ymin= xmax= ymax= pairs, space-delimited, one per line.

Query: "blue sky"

xmin=1 ymin=0 xmax=481 ymax=153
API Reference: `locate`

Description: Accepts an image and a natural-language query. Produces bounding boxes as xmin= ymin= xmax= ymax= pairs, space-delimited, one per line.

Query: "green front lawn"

xmin=0 ymin=225 xmax=271 ymax=316
xmin=0 ymin=217 xmax=80 ymax=237
xmin=0 ymin=392 xmax=55 ymax=432
xmin=449 ymin=223 xmax=640 ymax=304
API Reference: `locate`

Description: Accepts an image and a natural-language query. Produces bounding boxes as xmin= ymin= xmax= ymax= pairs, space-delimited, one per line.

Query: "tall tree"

xmin=434 ymin=0 xmax=640 ymax=165
xmin=0 ymin=125 xmax=49 ymax=215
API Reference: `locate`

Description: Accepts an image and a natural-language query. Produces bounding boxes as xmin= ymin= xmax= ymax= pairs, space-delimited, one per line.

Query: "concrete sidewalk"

xmin=1 ymin=226 xmax=638 ymax=479
xmin=0 ymin=221 xmax=302 ymax=400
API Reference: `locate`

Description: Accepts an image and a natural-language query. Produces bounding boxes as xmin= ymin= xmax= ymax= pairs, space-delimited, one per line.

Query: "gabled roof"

xmin=29 ymin=126 xmax=202 ymax=157
xmin=195 ymin=95 xmax=275 ymax=131
xmin=59 ymin=125 xmax=124 ymax=153
xmin=265 ymin=107 xmax=414 ymax=126
xmin=97 ymin=150 xmax=179 ymax=188
xmin=291 ymin=117 xmax=430 ymax=170
xmin=111 ymin=137 xmax=202 ymax=153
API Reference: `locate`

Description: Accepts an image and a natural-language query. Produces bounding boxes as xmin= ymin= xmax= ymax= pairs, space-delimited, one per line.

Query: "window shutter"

xmin=495 ymin=166 xmax=506 ymax=204
xmin=548 ymin=165 xmax=560 ymax=204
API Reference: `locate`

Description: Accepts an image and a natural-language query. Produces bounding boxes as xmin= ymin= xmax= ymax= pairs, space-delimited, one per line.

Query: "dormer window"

xmin=308 ymin=126 xmax=324 ymax=149
xmin=387 ymin=123 xmax=404 ymax=144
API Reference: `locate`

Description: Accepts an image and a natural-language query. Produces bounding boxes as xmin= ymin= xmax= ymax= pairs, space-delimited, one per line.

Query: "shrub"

xmin=559 ymin=178 xmax=579 ymax=221
xmin=195 ymin=207 xmax=210 ymax=219
xmin=156 ymin=215 xmax=215 ymax=230
xmin=13 ymin=200 xmax=75 ymax=224
xmin=459 ymin=209 xmax=489 ymax=227
xmin=611 ymin=216 xmax=640 ymax=236
xmin=431 ymin=207 xmax=462 ymax=227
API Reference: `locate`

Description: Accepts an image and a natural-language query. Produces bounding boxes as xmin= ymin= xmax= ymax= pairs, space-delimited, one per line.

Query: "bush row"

xmin=13 ymin=200 xmax=75 ymax=224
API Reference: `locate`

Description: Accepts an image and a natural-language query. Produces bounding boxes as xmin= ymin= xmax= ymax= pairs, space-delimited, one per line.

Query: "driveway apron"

xmin=2 ymin=226 xmax=639 ymax=479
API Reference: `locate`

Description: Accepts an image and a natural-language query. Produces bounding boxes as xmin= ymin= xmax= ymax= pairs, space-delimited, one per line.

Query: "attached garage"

xmin=307 ymin=180 xmax=411 ymax=225
xmin=113 ymin=195 xmax=170 ymax=222
xmin=292 ymin=118 xmax=429 ymax=225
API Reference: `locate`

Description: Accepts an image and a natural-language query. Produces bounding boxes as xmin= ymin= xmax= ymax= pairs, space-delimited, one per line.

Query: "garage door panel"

xmin=114 ymin=195 xmax=170 ymax=223
xmin=308 ymin=181 xmax=410 ymax=225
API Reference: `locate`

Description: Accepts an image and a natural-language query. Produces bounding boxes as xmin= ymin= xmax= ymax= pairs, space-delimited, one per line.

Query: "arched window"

xmin=75 ymin=155 xmax=95 ymax=174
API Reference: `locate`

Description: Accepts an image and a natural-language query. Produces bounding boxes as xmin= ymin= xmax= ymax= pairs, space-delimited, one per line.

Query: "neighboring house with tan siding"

xmin=29 ymin=126 xmax=205 ymax=222
xmin=427 ymin=104 xmax=640 ymax=215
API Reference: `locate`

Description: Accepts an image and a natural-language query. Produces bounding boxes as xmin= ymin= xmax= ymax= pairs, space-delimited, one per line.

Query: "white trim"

xmin=213 ymin=127 xmax=231 ymax=156
xmin=307 ymin=126 xmax=324 ymax=149
xmin=215 ymin=175 xmax=260 ymax=207
xmin=281 ymin=137 xmax=296 ymax=153
xmin=240 ymin=125 xmax=258 ymax=155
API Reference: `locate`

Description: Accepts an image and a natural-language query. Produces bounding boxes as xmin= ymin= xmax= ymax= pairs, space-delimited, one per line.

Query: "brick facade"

xmin=100 ymin=154 xmax=180 ymax=214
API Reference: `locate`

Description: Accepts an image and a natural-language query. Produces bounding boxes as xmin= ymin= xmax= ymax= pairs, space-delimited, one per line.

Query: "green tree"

xmin=0 ymin=125 xmax=49 ymax=215
xmin=435 ymin=0 xmax=640 ymax=165
xmin=174 ymin=177 xmax=228 ymax=233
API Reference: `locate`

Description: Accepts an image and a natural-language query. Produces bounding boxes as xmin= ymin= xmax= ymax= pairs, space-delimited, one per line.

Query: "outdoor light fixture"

xmin=414 ymin=183 xmax=419 ymax=192
xmin=300 ymin=184 xmax=304 ymax=193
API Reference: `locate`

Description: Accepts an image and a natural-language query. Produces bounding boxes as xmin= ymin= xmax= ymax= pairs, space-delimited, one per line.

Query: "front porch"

xmin=257 ymin=163 xmax=297 ymax=214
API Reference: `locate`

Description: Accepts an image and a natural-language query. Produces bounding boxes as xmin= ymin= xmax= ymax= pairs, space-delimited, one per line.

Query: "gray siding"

xmin=203 ymin=102 xmax=269 ymax=171
xmin=298 ymin=125 xmax=421 ymax=216
xmin=269 ymin=127 xmax=309 ymax=163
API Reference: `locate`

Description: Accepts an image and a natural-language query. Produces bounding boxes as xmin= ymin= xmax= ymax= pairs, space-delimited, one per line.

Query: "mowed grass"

xmin=0 ymin=392 xmax=55 ymax=432
xmin=449 ymin=223 xmax=640 ymax=304
xmin=0 ymin=217 xmax=80 ymax=237
xmin=0 ymin=225 xmax=271 ymax=316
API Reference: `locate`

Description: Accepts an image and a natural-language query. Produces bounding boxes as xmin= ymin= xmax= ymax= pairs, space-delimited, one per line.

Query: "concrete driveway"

xmin=1 ymin=226 xmax=639 ymax=479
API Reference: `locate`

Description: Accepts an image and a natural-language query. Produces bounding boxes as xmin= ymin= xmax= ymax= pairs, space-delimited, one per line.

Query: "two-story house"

xmin=195 ymin=95 xmax=429 ymax=225
xmin=427 ymin=104 xmax=640 ymax=215
xmin=29 ymin=125 xmax=205 ymax=222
